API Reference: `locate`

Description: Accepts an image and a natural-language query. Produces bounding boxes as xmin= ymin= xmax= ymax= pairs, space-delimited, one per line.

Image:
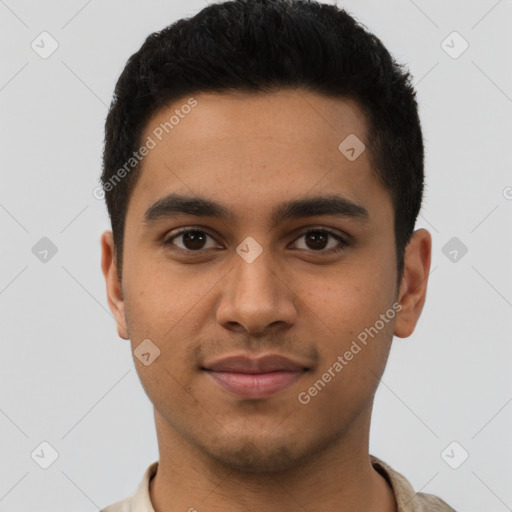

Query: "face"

xmin=102 ymin=89 xmax=431 ymax=473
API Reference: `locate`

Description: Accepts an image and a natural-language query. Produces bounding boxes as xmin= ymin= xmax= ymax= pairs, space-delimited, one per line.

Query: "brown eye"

xmin=305 ymin=231 xmax=329 ymax=250
xmin=165 ymin=229 xmax=218 ymax=251
xmin=292 ymin=229 xmax=347 ymax=252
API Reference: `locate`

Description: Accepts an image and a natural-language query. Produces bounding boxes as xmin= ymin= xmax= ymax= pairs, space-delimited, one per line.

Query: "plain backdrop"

xmin=0 ymin=1 xmax=511 ymax=510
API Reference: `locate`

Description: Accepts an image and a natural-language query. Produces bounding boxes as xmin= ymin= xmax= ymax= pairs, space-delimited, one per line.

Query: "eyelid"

xmin=289 ymin=225 xmax=348 ymax=241
xmin=163 ymin=226 xmax=221 ymax=251
xmin=288 ymin=226 xmax=349 ymax=251
xmin=163 ymin=225 xmax=350 ymax=253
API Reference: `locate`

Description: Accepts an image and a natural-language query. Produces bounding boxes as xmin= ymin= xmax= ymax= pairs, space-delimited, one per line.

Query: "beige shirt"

xmin=100 ymin=455 xmax=456 ymax=511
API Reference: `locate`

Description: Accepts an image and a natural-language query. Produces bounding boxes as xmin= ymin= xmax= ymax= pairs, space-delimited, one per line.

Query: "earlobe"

xmin=100 ymin=231 xmax=129 ymax=340
xmin=393 ymin=228 xmax=432 ymax=339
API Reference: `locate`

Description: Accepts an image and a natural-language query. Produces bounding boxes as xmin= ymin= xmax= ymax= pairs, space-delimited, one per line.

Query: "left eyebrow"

xmin=143 ymin=193 xmax=370 ymax=226
xmin=271 ymin=195 xmax=369 ymax=224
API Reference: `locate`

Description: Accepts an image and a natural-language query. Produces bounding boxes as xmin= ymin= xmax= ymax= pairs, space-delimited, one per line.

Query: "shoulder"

xmin=99 ymin=461 xmax=159 ymax=512
xmin=370 ymin=455 xmax=457 ymax=511
xmin=99 ymin=497 xmax=131 ymax=512
xmin=413 ymin=492 xmax=457 ymax=511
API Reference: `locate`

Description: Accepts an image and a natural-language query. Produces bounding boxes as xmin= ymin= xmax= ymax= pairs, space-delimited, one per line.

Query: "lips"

xmin=203 ymin=354 xmax=308 ymax=373
xmin=202 ymin=353 xmax=309 ymax=399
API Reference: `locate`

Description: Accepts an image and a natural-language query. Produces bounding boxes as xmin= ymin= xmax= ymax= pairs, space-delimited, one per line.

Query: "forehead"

xmin=127 ymin=89 xmax=390 ymax=226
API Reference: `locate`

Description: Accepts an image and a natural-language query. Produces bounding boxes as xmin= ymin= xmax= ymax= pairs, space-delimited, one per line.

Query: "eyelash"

xmin=163 ymin=227 xmax=349 ymax=254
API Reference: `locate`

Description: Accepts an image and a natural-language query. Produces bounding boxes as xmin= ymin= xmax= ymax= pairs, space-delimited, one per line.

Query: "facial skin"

xmin=101 ymin=89 xmax=431 ymax=512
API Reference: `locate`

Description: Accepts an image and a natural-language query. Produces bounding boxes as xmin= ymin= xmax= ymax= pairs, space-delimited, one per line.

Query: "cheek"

xmin=297 ymin=287 xmax=395 ymax=423
xmin=298 ymin=264 xmax=397 ymax=404
xmin=122 ymin=257 xmax=215 ymax=371
xmin=123 ymin=250 xmax=192 ymax=325
xmin=123 ymin=279 xmax=203 ymax=410
xmin=302 ymin=264 xmax=394 ymax=333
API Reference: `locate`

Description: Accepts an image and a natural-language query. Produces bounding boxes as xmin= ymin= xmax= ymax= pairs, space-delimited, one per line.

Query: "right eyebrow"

xmin=144 ymin=194 xmax=233 ymax=224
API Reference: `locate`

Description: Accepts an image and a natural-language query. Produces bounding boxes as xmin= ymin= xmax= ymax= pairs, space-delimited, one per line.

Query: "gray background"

xmin=1 ymin=0 xmax=511 ymax=510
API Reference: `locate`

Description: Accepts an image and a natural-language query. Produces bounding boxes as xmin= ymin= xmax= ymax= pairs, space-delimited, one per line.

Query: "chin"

xmin=207 ymin=440 xmax=303 ymax=474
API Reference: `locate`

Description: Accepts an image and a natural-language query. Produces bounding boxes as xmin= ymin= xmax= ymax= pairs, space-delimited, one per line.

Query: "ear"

xmin=394 ymin=228 xmax=432 ymax=338
xmin=101 ymin=231 xmax=129 ymax=340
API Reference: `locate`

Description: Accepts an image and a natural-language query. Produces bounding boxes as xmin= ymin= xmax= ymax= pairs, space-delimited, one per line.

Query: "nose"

xmin=215 ymin=247 xmax=298 ymax=335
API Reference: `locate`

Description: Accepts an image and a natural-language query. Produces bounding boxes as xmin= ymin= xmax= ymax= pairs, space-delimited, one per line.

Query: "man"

xmin=99 ymin=0 xmax=456 ymax=510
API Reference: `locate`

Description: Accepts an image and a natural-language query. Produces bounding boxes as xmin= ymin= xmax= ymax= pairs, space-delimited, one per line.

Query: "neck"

xmin=149 ymin=407 xmax=396 ymax=512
